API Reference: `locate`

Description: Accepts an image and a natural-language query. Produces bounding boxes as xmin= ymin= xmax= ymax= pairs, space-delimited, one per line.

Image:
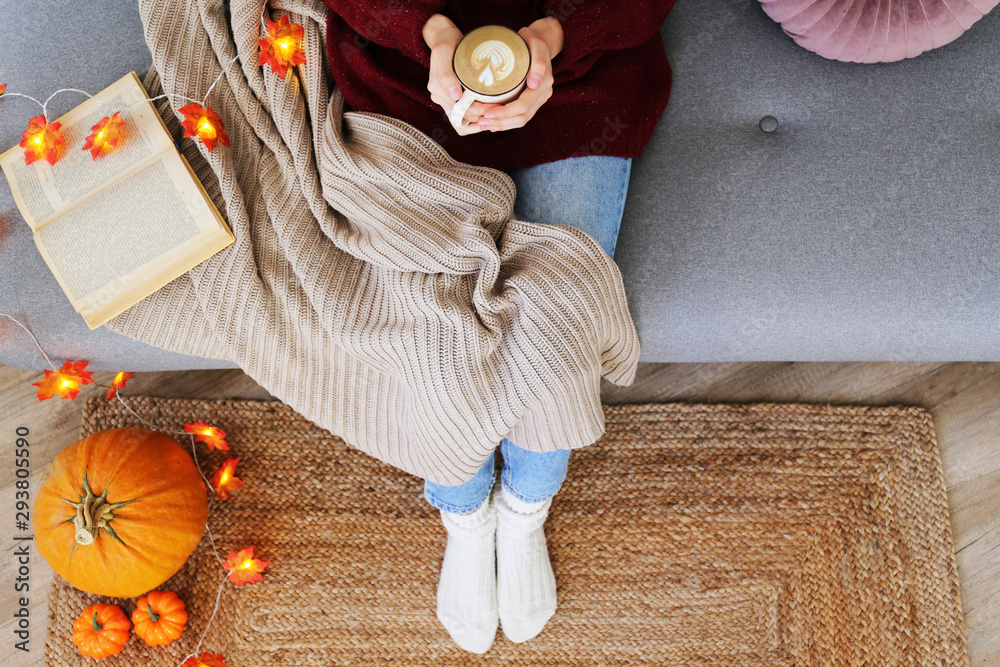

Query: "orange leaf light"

xmin=105 ymin=371 xmax=135 ymax=400
xmin=0 ymin=83 xmax=6 ymax=96
xmin=179 ymin=652 xmax=230 ymax=667
xmin=178 ymin=103 xmax=230 ymax=151
xmin=211 ymin=457 xmax=245 ymax=500
xmin=19 ymin=115 xmax=65 ymax=166
xmin=82 ymin=111 xmax=127 ymax=160
xmin=258 ymin=15 xmax=306 ymax=78
xmin=183 ymin=421 xmax=230 ymax=451
xmin=32 ymin=360 xmax=95 ymax=401
xmin=224 ymin=546 xmax=270 ymax=586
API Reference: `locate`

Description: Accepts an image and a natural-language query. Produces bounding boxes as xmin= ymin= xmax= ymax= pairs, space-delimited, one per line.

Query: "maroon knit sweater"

xmin=320 ymin=0 xmax=677 ymax=171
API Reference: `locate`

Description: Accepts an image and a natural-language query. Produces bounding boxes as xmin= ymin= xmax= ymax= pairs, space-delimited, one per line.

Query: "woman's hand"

xmin=422 ymin=14 xmax=500 ymax=135
xmin=477 ymin=16 xmax=563 ymax=133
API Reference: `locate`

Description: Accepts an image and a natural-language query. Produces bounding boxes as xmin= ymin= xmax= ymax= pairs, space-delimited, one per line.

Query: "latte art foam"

xmin=471 ymin=40 xmax=516 ymax=87
xmin=453 ymin=25 xmax=530 ymax=96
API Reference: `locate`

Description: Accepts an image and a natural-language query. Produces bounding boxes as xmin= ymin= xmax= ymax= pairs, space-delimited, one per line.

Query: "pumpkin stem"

xmin=72 ymin=476 xmax=110 ymax=546
xmin=74 ymin=486 xmax=95 ymax=546
xmin=69 ymin=470 xmax=138 ymax=547
xmin=146 ymin=604 xmax=160 ymax=623
xmin=92 ymin=611 xmax=102 ymax=632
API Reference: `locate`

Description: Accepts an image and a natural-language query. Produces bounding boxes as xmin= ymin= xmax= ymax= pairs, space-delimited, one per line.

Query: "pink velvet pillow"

xmin=759 ymin=0 xmax=999 ymax=63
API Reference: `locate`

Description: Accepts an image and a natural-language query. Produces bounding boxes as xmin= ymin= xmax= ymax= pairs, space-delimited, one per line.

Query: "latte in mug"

xmin=449 ymin=25 xmax=531 ymax=129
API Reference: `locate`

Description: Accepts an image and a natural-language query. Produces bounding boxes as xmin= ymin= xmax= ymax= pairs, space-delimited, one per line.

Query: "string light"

xmin=82 ymin=111 xmax=126 ymax=160
xmin=1 ymin=8 xmax=305 ymax=163
xmin=0 ymin=313 xmax=260 ymax=667
xmin=19 ymin=115 xmax=65 ymax=166
xmin=258 ymin=15 xmax=306 ymax=79
xmin=30 ymin=359 xmax=94 ymax=400
xmin=0 ymin=6 xmax=307 ymax=658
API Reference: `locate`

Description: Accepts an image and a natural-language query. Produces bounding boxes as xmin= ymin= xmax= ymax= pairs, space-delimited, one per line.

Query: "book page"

xmin=78 ymin=226 xmax=233 ymax=330
xmin=0 ymin=72 xmax=173 ymax=229
xmin=33 ymin=150 xmax=221 ymax=310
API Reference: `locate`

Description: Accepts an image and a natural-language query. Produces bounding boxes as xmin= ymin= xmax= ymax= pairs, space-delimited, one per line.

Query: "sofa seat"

xmin=2 ymin=0 xmax=999 ymax=371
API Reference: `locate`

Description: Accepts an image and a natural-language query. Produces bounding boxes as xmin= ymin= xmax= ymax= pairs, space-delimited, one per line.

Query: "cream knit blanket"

xmin=107 ymin=0 xmax=640 ymax=485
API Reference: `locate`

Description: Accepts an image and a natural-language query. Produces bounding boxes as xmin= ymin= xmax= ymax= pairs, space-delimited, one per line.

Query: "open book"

xmin=0 ymin=71 xmax=234 ymax=330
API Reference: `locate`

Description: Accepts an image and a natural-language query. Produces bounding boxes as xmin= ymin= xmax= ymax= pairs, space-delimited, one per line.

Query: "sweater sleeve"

xmin=542 ymin=0 xmax=677 ymax=82
xmin=322 ymin=0 xmax=446 ymax=67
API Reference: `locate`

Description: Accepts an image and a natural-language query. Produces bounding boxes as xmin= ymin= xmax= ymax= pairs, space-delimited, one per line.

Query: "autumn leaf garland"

xmin=82 ymin=111 xmax=127 ymax=160
xmin=105 ymin=371 xmax=135 ymax=401
xmin=257 ymin=15 xmax=306 ymax=78
xmin=19 ymin=115 xmax=66 ymax=166
xmin=2 ymin=13 xmax=308 ymax=656
xmin=224 ymin=546 xmax=270 ymax=586
xmin=6 ymin=13 xmax=306 ymax=165
xmin=178 ymin=103 xmax=230 ymax=152
xmin=31 ymin=360 xmax=95 ymax=400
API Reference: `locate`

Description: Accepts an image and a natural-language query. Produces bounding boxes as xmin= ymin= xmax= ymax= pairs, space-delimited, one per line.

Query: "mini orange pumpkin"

xmin=32 ymin=427 xmax=208 ymax=597
xmin=71 ymin=603 xmax=131 ymax=659
xmin=132 ymin=590 xmax=188 ymax=646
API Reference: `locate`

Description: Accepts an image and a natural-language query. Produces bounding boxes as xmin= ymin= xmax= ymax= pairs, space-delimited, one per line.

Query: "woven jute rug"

xmin=44 ymin=397 xmax=968 ymax=665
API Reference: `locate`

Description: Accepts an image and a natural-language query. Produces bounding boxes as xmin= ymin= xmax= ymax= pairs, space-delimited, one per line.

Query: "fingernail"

xmin=478 ymin=119 xmax=490 ymax=129
xmin=449 ymin=85 xmax=462 ymax=100
xmin=528 ymin=75 xmax=540 ymax=87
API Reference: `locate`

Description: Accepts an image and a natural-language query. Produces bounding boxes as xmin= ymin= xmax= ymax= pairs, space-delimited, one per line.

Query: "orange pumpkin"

xmin=71 ymin=603 xmax=131 ymax=659
xmin=32 ymin=427 xmax=208 ymax=598
xmin=132 ymin=590 xmax=188 ymax=646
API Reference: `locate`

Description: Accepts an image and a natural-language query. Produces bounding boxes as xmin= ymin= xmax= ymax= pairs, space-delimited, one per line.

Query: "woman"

xmin=322 ymin=0 xmax=677 ymax=653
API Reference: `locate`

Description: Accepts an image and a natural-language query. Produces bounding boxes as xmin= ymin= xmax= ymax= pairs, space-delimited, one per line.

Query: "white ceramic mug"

xmin=448 ymin=81 xmax=527 ymax=129
xmin=448 ymin=26 xmax=530 ymax=129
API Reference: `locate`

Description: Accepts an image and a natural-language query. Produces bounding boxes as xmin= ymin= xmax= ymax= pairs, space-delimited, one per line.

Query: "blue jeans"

xmin=423 ymin=155 xmax=633 ymax=514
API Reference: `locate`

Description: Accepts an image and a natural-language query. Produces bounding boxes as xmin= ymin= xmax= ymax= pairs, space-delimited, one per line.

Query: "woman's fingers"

xmin=450 ymin=117 xmax=486 ymax=135
xmin=425 ymin=18 xmax=465 ymax=126
xmin=428 ymin=44 xmax=463 ymax=101
xmin=478 ymin=73 xmax=553 ymax=131
xmin=472 ymin=26 xmax=554 ymax=132
xmin=467 ymin=101 xmax=502 ymax=118
xmin=519 ymin=29 xmax=550 ymax=89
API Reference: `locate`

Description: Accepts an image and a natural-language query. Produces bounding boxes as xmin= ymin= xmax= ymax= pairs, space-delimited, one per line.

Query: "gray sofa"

xmin=3 ymin=0 xmax=999 ymax=372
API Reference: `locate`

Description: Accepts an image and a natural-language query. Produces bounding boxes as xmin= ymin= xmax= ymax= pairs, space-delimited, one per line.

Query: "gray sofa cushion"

xmin=615 ymin=0 xmax=1000 ymax=361
xmin=2 ymin=0 xmax=999 ymax=372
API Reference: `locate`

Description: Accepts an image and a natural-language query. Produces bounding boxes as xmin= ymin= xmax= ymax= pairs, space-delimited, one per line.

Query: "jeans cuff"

xmin=500 ymin=469 xmax=562 ymax=504
xmin=423 ymin=472 xmax=496 ymax=514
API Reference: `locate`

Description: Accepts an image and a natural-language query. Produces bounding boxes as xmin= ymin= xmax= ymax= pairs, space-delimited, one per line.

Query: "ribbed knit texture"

xmin=495 ymin=485 xmax=557 ymax=642
xmin=105 ymin=0 xmax=639 ymax=486
xmin=436 ymin=498 xmax=500 ymax=653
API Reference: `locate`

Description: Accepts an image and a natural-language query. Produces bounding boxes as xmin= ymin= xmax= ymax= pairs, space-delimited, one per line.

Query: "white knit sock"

xmin=436 ymin=498 xmax=498 ymax=654
xmin=494 ymin=484 xmax=558 ymax=643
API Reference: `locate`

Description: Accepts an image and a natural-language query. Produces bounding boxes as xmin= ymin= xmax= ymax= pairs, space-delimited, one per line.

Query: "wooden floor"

xmin=2 ymin=361 xmax=998 ymax=666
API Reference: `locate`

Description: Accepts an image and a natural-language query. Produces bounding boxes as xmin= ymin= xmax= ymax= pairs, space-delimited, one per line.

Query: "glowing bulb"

xmin=203 ymin=428 xmax=213 ymax=436
xmin=97 ymin=130 xmax=105 ymax=139
xmin=200 ymin=121 xmax=213 ymax=132
xmin=220 ymin=471 xmax=230 ymax=483
xmin=280 ymin=38 xmax=294 ymax=51
xmin=60 ymin=379 xmax=72 ymax=388
xmin=242 ymin=561 xmax=251 ymax=569
xmin=33 ymin=136 xmax=41 ymax=144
